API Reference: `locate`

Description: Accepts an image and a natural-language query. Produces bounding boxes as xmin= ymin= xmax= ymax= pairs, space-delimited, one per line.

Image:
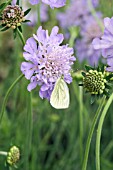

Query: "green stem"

xmin=37 ymin=3 xmax=41 ymax=27
xmin=0 ymin=74 xmax=24 ymax=126
xmin=79 ymin=86 xmax=83 ymax=163
xmin=96 ymin=93 xmax=113 ymax=170
xmin=17 ymin=28 xmax=25 ymax=46
xmin=24 ymin=92 xmax=33 ymax=170
xmin=82 ymin=96 xmax=106 ymax=170
xmin=87 ymin=0 xmax=104 ymax=31
xmin=69 ymin=26 xmax=79 ymax=47
xmin=0 ymin=151 xmax=7 ymax=156
xmin=102 ymin=140 xmax=113 ymax=157
xmin=9 ymin=167 xmax=13 ymax=170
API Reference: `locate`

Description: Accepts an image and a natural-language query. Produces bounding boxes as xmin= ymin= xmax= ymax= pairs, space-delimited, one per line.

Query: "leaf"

xmin=18 ymin=26 xmax=22 ymax=33
xmin=106 ymin=74 xmax=113 ymax=80
xmin=90 ymin=94 xmax=97 ymax=104
xmin=23 ymin=20 xmax=31 ymax=23
xmin=0 ymin=3 xmax=6 ymax=10
xmin=1 ymin=26 xmax=10 ymax=32
xmin=85 ymin=65 xmax=94 ymax=72
xmin=24 ymin=8 xmax=31 ymax=16
xmin=103 ymin=90 xmax=110 ymax=97
xmin=101 ymin=65 xmax=105 ymax=73
xmin=16 ymin=0 xmax=19 ymax=5
xmin=97 ymin=66 xmax=101 ymax=72
xmin=81 ymin=72 xmax=86 ymax=77
xmin=0 ymin=24 xmax=6 ymax=29
xmin=13 ymin=28 xmax=17 ymax=39
xmin=105 ymin=84 xmax=112 ymax=90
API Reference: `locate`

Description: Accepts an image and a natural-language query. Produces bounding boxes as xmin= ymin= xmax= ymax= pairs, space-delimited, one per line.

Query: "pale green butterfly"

xmin=50 ymin=77 xmax=70 ymax=109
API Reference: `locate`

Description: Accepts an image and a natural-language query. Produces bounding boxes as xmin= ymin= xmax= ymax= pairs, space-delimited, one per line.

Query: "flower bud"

xmin=2 ymin=5 xmax=24 ymax=29
xmin=7 ymin=146 xmax=20 ymax=166
xmin=83 ymin=69 xmax=106 ymax=95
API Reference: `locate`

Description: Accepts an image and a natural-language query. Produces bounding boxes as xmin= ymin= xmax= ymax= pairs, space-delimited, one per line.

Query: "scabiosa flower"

xmin=29 ymin=0 xmax=66 ymax=8
xmin=57 ymin=0 xmax=99 ymax=29
xmin=75 ymin=14 xmax=103 ymax=66
xmin=21 ymin=26 xmax=76 ymax=100
xmin=92 ymin=17 xmax=113 ymax=72
xmin=22 ymin=1 xmax=48 ymax=26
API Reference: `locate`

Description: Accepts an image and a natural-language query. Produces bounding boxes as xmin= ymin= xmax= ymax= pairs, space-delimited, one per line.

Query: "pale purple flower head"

xmin=92 ymin=17 xmax=113 ymax=71
xmin=21 ymin=26 xmax=76 ymax=100
xmin=57 ymin=0 xmax=99 ymax=29
xmin=75 ymin=14 xmax=103 ymax=66
xmin=76 ymin=39 xmax=101 ymax=66
xmin=29 ymin=0 xmax=66 ymax=8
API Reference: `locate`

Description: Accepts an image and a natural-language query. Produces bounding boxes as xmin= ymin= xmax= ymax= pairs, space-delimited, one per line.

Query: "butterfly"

xmin=50 ymin=77 xmax=70 ymax=109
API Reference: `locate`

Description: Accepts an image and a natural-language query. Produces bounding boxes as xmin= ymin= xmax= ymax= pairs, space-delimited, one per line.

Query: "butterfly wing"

xmin=50 ymin=78 xmax=70 ymax=109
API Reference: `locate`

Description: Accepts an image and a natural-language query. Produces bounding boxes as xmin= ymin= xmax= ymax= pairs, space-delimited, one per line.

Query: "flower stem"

xmin=9 ymin=167 xmax=13 ymax=170
xmin=96 ymin=93 xmax=113 ymax=170
xmin=79 ymin=86 xmax=83 ymax=163
xmin=17 ymin=28 xmax=25 ymax=46
xmin=82 ymin=96 xmax=106 ymax=170
xmin=0 ymin=74 xmax=24 ymax=126
xmin=37 ymin=3 xmax=41 ymax=27
xmin=87 ymin=0 xmax=104 ymax=31
xmin=24 ymin=92 xmax=33 ymax=170
xmin=0 ymin=151 xmax=7 ymax=156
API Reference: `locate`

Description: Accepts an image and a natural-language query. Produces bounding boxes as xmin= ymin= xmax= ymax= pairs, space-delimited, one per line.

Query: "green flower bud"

xmin=83 ymin=69 xmax=106 ymax=95
xmin=7 ymin=146 xmax=20 ymax=166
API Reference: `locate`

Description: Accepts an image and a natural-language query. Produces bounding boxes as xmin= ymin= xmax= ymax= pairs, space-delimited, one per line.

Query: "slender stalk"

xmin=17 ymin=27 xmax=33 ymax=170
xmin=9 ymin=167 xmax=13 ymax=170
xmin=17 ymin=28 xmax=25 ymax=46
xmin=0 ymin=151 xmax=7 ymax=156
xmin=82 ymin=96 xmax=106 ymax=170
xmin=102 ymin=140 xmax=113 ymax=157
xmin=37 ymin=3 xmax=41 ymax=27
xmin=69 ymin=27 xmax=79 ymax=47
xmin=24 ymin=92 xmax=33 ymax=170
xmin=0 ymin=74 xmax=24 ymax=126
xmin=87 ymin=0 xmax=104 ymax=31
xmin=96 ymin=93 xmax=113 ymax=170
xmin=79 ymin=86 xmax=83 ymax=163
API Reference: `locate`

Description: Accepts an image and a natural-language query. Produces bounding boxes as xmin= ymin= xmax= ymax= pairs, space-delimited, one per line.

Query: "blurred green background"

xmin=0 ymin=0 xmax=113 ymax=170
